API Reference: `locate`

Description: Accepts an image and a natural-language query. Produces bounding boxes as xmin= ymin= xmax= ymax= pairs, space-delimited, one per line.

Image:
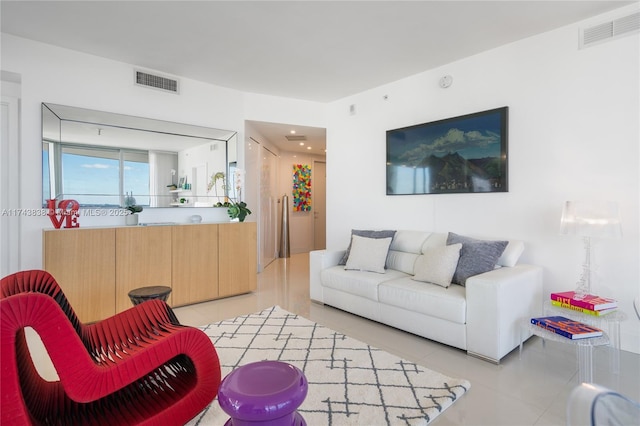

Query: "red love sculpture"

xmin=47 ymin=199 xmax=80 ymax=229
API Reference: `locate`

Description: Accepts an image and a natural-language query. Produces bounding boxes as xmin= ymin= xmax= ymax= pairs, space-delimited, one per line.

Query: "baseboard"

xmin=466 ymin=350 xmax=500 ymax=365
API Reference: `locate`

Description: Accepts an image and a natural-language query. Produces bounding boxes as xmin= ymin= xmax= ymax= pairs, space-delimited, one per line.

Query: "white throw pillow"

xmin=412 ymin=243 xmax=462 ymax=288
xmin=344 ymin=235 xmax=393 ymax=274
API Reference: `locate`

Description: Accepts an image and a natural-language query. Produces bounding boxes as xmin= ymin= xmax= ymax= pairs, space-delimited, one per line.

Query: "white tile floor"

xmin=173 ymin=253 xmax=640 ymax=426
xmin=28 ymin=253 xmax=640 ymax=425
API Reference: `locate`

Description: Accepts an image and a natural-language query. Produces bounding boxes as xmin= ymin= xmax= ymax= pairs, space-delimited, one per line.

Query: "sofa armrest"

xmin=465 ymin=264 xmax=543 ymax=363
xmin=309 ymin=249 xmax=345 ymax=303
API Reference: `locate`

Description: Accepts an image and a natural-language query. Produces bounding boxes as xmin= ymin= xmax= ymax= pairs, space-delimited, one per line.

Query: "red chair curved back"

xmin=1 ymin=270 xmax=221 ymax=425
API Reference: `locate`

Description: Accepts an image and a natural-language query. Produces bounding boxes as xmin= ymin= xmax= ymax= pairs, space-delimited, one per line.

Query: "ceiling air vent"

xmin=580 ymin=11 xmax=640 ymax=49
xmin=134 ymin=70 xmax=179 ymax=94
xmin=285 ymin=135 xmax=307 ymax=142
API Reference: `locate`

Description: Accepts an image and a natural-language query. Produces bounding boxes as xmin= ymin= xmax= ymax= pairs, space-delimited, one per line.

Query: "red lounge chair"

xmin=1 ymin=270 xmax=220 ymax=425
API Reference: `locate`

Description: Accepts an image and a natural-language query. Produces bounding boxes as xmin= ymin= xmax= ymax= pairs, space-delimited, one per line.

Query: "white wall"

xmin=1 ymin=5 xmax=637 ymax=353
xmin=0 ymin=34 xmax=240 ymax=268
xmin=1 ymin=78 xmax=22 ymax=275
xmin=1 ymin=33 xmax=327 ymax=273
xmin=326 ymin=6 xmax=639 ymax=352
xmin=244 ymin=92 xmax=327 ymax=129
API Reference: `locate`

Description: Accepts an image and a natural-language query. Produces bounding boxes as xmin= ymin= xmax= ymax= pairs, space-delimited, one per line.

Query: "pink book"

xmin=550 ymin=291 xmax=617 ymax=311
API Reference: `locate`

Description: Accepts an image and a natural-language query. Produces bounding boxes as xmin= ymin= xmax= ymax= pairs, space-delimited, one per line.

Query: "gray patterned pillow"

xmin=339 ymin=229 xmax=397 ymax=266
xmin=446 ymin=232 xmax=508 ymax=286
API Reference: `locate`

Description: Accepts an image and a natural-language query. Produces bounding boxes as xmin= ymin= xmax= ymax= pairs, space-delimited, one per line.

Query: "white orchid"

xmin=207 ymin=172 xmax=226 ymax=197
xmin=233 ymin=169 xmax=245 ymax=200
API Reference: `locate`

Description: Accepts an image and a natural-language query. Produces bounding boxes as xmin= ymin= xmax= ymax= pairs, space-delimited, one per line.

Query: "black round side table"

xmin=128 ymin=286 xmax=172 ymax=306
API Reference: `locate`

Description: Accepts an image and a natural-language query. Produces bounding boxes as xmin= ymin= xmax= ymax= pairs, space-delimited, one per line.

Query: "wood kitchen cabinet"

xmin=42 ymin=228 xmax=116 ymax=323
xmin=43 ymin=222 xmax=257 ymax=322
xmin=172 ymin=224 xmax=219 ymax=306
xmin=219 ymin=222 xmax=257 ymax=297
xmin=115 ymin=226 xmax=172 ymax=313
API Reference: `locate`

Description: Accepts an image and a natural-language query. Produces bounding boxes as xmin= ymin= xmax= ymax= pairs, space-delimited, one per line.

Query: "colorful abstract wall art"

xmin=292 ymin=164 xmax=311 ymax=211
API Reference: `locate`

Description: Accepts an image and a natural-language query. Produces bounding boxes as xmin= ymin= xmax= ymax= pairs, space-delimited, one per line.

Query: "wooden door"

xmin=43 ymin=228 xmax=116 ymax=323
xmin=172 ymin=224 xmax=219 ymax=306
xmin=115 ymin=226 xmax=172 ymax=313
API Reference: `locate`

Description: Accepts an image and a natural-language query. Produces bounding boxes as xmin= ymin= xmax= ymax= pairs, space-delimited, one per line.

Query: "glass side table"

xmin=544 ymin=301 xmax=626 ymax=374
xmin=520 ymin=320 xmax=610 ymax=383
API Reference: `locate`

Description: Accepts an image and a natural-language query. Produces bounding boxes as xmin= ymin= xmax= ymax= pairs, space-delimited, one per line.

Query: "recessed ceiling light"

xmin=299 ymin=142 xmax=304 ymax=146
xmin=290 ymin=130 xmax=296 ymax=134
xmin=307 ymin=146 xmax=312 ymax=150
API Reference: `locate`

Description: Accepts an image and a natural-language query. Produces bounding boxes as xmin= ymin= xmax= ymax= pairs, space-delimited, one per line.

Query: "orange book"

xmin=550 ymin=300 xmax=617 ymax=316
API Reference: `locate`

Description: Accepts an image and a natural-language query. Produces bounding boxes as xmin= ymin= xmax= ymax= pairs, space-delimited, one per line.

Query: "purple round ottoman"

xmin=218 ymin=360 xmax=308 ymax=426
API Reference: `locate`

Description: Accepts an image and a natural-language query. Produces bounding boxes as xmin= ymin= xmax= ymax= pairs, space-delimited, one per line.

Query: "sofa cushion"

xmin=386 ymin=251 xmax=420 ymax=275
xmin=498 ymin=240 xmax=525 ymax=267
xmin=321 ymin=266 xmax=408 ymax=301
xmin=390 ymin=230 xmax=432 ymax=253
xmin=338 ymin=230 xmax=397 ymax=266
xmin=378 ymin=277 xmax=466 ymax=324
xmin=420 ymin=232 xmax=448 ymax=252
xmin=447 ymin=232 xmax=508 ymax=286
xmin=386 ymin=230 xmax=431 ymax=274
xmin=345 ymin=235 xmax=393 ymax=274
xmin=412 ymin=243 xmax=462 ymax=288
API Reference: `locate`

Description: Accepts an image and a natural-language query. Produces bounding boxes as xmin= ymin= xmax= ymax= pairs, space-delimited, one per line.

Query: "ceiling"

xmin=2 ymin=0 xmax=633 ymax=154
xmin=246 ymin=120 xmax=327 ymax=156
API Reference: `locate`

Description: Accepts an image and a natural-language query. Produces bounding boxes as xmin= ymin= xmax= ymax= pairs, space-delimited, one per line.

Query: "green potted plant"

xmin=125 ymin=204 xmax=143 ymax=226
xmin=227 ymin=201 xmax=251 ymax=222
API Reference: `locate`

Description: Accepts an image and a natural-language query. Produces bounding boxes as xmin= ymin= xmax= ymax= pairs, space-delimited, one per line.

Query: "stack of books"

xmin=549 ymin=290 xmax=618 ymax=316
xmin=530 ymin=316 xmax=603 ymax=340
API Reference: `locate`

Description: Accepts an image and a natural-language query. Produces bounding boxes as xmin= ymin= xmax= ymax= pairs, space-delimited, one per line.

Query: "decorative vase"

xmin=125 ymin=214 xmax=139 ymax=226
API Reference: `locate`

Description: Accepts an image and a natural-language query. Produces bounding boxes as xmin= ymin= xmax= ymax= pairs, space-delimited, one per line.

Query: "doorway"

xmin=245 ymin=120 xmax=326 ymax=267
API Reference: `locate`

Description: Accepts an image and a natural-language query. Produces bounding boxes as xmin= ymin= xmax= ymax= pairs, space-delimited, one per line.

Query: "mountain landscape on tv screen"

xmin=419 ymin=152 xmax=504 ymax=193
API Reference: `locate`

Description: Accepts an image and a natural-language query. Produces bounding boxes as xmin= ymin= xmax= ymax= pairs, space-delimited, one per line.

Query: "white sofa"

xmin=310 ymin=230 xmax=543 ymax=363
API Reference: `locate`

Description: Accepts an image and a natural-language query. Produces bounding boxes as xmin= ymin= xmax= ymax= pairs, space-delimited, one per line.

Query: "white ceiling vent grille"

xmin=285 ymin=135 xmax=307 ymax=142
xmin=580 ymin=11 xmax=640 ymax=49
xmin=134 ymin=70 xmax=179 ymax=94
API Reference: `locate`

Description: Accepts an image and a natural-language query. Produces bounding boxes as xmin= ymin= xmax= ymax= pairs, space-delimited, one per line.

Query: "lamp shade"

xmin=560 ymin=201 xmax=622 ymax=239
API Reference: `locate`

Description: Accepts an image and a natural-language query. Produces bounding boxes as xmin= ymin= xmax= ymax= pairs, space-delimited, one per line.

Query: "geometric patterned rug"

xmin=186 ymin=306 xmax=470 ymax=425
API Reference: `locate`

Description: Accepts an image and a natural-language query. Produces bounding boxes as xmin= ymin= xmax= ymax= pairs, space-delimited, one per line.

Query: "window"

xmin=43 ymin=143 xmax=150 ymax=207
xmin=123 ymin=151 xmax=150 ymax=207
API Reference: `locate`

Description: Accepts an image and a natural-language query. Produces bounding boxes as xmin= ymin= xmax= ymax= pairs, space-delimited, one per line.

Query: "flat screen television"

xmin=386 ymin=107 xmax=508 ymax=195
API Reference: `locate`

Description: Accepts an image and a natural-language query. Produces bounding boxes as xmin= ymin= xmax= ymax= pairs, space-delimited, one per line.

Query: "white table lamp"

xmin=560 ymin=201 xmax=622 ymax=299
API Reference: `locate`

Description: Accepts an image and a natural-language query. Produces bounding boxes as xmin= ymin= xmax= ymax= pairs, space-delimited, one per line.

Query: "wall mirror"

xmin=42 ymin=103 xmax=237 ymax=208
